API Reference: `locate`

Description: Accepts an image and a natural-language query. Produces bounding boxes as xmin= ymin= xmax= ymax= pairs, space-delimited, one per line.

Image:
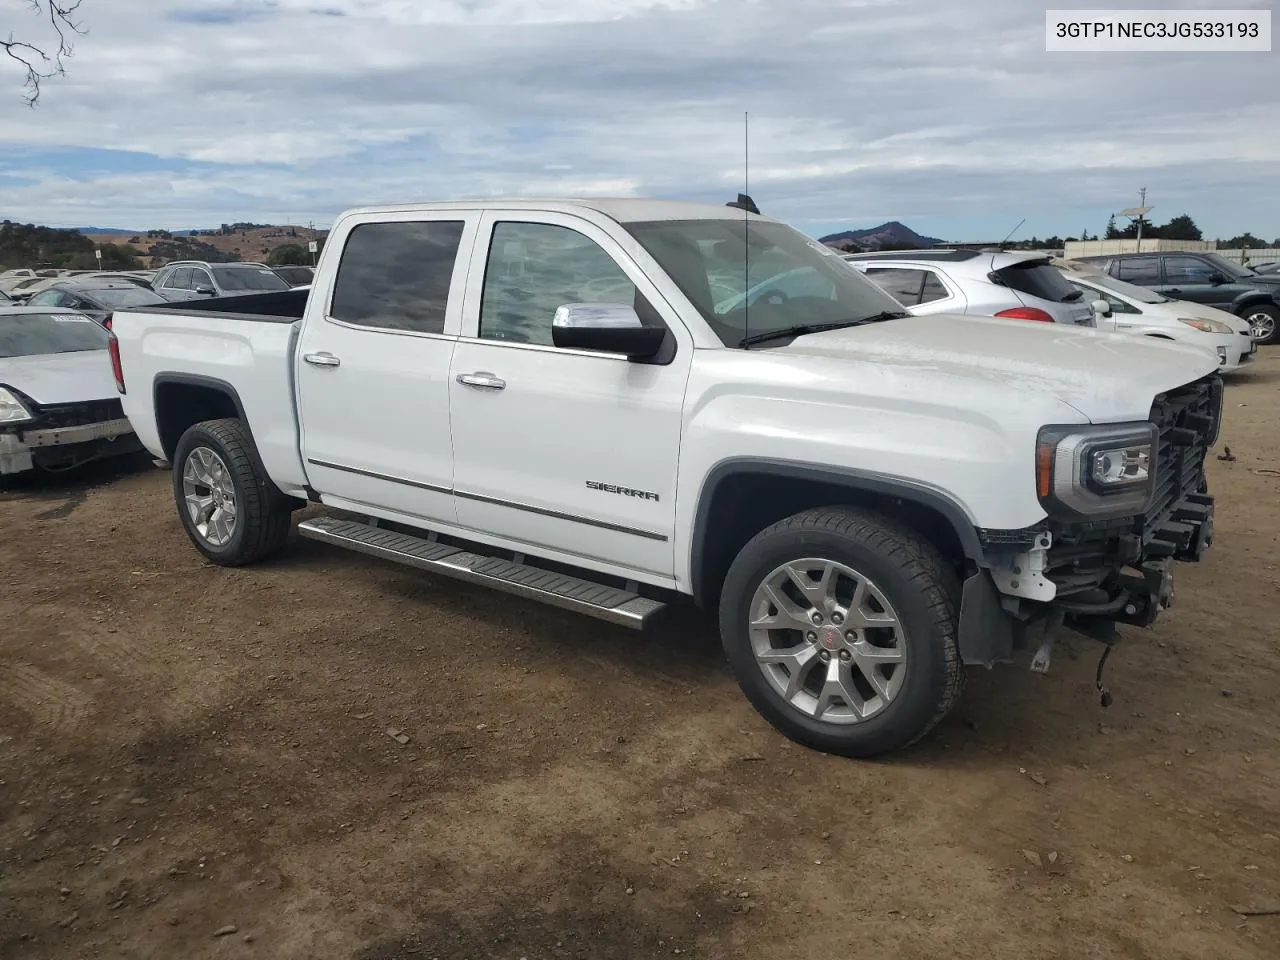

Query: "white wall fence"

xmin=1063 ymin=238 xmax=1280 ymax=265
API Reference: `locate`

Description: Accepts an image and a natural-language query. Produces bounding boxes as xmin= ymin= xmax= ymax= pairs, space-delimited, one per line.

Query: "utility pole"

xmin=1120 ymin=188 xmax=1152 ymax=254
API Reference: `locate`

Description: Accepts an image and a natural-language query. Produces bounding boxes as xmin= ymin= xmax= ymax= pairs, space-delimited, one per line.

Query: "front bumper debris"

xmin=0 ymin=418 xmax=140 ymax=475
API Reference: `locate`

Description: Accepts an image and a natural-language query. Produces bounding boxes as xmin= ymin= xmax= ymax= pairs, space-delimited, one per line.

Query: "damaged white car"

xmin=0 ymin=307 xmax=143 ymax=476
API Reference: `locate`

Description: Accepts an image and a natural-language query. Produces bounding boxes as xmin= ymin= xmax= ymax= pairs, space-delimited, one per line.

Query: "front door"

xmin=447 ymin=212 xmax=692 ymax=582
xmin=296 ymin=214 xmax=477 ymax=525
xmin=1159 ymin=255 xmax=1236 ymax=309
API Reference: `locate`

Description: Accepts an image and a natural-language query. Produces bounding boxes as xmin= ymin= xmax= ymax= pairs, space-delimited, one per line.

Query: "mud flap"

xmin=957 ymin=571 xmax=1017 ymax=668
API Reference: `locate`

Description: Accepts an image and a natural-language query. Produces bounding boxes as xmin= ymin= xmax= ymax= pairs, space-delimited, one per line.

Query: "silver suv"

xmin=843 ymin=249 xmax=1096 ymax=326
xmin=151 ymin=261 xmax=290 ymax=302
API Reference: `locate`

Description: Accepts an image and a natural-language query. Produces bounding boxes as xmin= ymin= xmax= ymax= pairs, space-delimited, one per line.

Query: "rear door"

xmin=296 ymin=213 xmax=478 ymax=525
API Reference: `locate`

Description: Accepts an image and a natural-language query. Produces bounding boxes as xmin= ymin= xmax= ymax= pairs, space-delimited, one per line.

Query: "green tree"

xmin=268 ymin=243 xmax=310 ymax=266
xmin=1104 ymin=214 xmax=1120 ymax=240
xmin=1223 ymin=233 xmax=1264 ymax=249
xmin=1161 ymin=215 xmax=1202 ymax=241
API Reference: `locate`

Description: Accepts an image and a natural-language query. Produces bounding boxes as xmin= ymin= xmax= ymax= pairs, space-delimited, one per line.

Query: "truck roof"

xmin=339 ymin=198 xmax=772 ymax=224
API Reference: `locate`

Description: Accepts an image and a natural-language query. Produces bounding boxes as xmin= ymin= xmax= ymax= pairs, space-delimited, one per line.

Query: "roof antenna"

xmin=998 ymin=217 xmax=1026 ymax=251
xmin=742 ymin=111 xmax=750 ymax=350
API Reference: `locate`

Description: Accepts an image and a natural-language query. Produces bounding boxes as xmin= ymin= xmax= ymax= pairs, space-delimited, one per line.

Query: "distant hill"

xmin=0 ymin=219 xmax=327 ymax=269
xmin=69 ymin=226 xmax=139 ymax=236
xmin=819 ymin=221 xmax=944 ymax=251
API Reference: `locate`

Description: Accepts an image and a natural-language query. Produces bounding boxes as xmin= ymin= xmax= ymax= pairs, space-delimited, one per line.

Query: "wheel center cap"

xmin=818 ymin=625 xmax=843 ymax=651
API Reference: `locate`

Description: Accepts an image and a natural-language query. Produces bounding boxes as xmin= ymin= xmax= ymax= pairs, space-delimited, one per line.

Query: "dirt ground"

xmin=2 ymin=354 xmax=1279 ymax=960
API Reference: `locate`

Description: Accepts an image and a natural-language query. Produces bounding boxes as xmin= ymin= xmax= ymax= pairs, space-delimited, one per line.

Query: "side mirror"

xmin=195 ymin=285 xmax=215 ymax=296
xmin=1208 ymin=272 xmax=1228 ymax=285
xmin=1091 ymin=298 xmax=1112 ymax=319
xmin=551 ymin=302 xmax=666 ymax=359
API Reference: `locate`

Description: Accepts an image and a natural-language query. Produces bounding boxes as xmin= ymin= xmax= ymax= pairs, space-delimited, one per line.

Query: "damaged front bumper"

xmin=0 ymin=418 xmax=141 ymax=475
xmin=958 ymin=373 xmax=1219 ymax=673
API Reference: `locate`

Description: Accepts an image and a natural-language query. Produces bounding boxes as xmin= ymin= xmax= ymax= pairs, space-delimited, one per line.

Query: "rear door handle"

xmin=456 ymin=372 xmax=506 ymax=390
xmin=304 ymin=352 xmax=341 ymax=367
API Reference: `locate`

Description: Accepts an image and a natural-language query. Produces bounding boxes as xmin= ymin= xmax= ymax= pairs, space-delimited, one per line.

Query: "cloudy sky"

xmin=1 ymin=0 xmax=1277 ymax=240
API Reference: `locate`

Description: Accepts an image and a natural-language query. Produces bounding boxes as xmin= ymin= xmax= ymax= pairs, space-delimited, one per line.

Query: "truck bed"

xmin=111 ymin=293 xmax=311 ymax=496
xmin=125 ymin=289 xmax=310 ymax=322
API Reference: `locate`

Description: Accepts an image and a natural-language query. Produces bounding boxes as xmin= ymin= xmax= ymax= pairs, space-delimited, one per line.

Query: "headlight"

xmin=1178 ymin=317 xmax=1233 ymax=334
xmin=0 ymin=386 xmax=34 ymax=425
xmin=1036 ymin=422 xmax=1158 ymax=518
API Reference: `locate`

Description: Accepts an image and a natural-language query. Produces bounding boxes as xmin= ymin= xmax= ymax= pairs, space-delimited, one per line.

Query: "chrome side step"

xmin=296 ymin=516 xmax=666 ymax=629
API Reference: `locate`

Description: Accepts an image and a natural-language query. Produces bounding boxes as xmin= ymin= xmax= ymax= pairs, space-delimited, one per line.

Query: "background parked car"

xmin=3 ymin=275 xmax=64 ymax=302
xmin=1053 ymin=259 xmax=1255 ymax=372
xmin=843 ymin=249 xmax=1096 ymax=325
xmin=0 ymin=306 xmax=143 ymax=475
xmin=271 ymin=265 xmax=314 ymax=287
xmin=1076 ymin=251 xmax=1280 ymax=344
xmin=151 ymin=261 xmax=291 ymax=301
xmin=25 ymin=279 xmax=168 ymax=324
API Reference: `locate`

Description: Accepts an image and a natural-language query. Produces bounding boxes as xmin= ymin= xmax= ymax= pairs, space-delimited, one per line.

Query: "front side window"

xmin=1163 ymin=257 xmax=1217 ymax=285
xmin=169 ymin=268 xmax=194 ymax=290
xmin=480 ymin=222 xmax=637 ymax=346
xmin=625 ymin=219 xmax=905 ymax=346
xmin=330 ymin=220 xmax=465 ymax=334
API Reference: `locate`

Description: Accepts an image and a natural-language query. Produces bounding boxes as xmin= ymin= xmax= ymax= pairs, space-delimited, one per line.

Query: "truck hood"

xmin=772 ymin=314 xmax=1219 ymax=422
xmin=0 ymin=350 xmax=118 ymax=406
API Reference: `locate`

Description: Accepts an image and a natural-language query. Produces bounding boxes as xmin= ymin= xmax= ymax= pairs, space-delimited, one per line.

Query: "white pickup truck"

xmin=110 ymin=198 xmax=1223 ymax=757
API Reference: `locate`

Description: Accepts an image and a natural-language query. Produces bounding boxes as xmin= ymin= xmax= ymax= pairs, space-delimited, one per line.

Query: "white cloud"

xmin=0 ymin=0 xmax=1276 ymax=237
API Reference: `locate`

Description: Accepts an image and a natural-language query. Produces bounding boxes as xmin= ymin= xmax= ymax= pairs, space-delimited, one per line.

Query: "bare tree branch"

xmin=2 ymin=0 xmax=86 ymax=106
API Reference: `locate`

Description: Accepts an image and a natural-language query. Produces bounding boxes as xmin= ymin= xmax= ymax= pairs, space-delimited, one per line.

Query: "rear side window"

xmin=864 ymin=267 xmax=927 ymax=305
xmin=331 ymin=221 xmax=465 ymax=334
xmin=1115 ymin=258 xmax=1161 ymax=285
xmin=993 ymin=260 xmax=1081 ymax=303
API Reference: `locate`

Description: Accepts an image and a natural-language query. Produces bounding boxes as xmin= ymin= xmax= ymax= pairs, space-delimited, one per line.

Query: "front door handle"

xmin=456 ymin=372 xmax=506 ymax=390
xmin=1167 ymin=288 xmax=1182 ymax=296
xmin=304 ymin=352 xmax=341 ymax=367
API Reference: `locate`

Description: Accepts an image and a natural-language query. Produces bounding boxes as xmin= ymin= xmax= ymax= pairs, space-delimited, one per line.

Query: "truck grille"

xmin=1043 ymin=374 xmax=1220 ymax=598
xmin=1142 ymin=375 xmax=1221 ymax=544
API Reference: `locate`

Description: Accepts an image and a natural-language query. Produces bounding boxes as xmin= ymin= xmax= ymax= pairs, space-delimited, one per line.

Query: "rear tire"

xmin=719 ymin=506 xmax=964 ymax=758
xmin=1242 ymin=304 xmax=1279 ymax=345
xmin=172 ymin=418 xmax=293 ymax=566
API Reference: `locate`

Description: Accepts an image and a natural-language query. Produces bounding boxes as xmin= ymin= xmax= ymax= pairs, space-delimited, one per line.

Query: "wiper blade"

xmin=738 ymin=312 xmax=908 ymax=348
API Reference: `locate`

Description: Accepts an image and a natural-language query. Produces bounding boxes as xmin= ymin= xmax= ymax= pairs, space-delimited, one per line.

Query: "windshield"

xmin=212 ymin=266 xmax=289 ymax=292
xmin=623 ymin=219 xmax=906 ymax=346
xmin=1201 ymin=252 xmax=1253 ymax=278
xmin=86 ymin=286 xmax=166 ymax=308
xmin=0 ymin=313 xmax=110 ymax=357
xmin=1067 ymin=270 xmax=1168 ymax=303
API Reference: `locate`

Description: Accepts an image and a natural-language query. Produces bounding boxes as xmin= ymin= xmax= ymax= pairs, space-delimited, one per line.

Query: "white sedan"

xmin=1054 ymin=261 xmax=1255 ymax=374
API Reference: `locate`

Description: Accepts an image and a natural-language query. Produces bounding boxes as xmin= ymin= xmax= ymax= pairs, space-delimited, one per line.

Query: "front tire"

xmin=172 ymin=418 xmax=293 ymax=566
xmin=1242 ymin=304 xmax=1279 ymax=345
xmin=719 ymin=506 xmax=963 ymax=757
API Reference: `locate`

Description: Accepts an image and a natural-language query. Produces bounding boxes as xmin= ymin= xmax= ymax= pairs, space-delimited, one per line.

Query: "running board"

xmin=296 ymin=516 xmax=666 ymax=629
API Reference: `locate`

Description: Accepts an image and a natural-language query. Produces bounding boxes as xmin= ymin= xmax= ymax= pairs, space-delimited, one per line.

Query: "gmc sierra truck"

xmin=109 ymin=199 xmax=1222 ymax=757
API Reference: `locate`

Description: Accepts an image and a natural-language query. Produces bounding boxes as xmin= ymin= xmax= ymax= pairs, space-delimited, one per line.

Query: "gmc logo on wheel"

xmin=586 ymin=480 xmax=660 ymax=503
